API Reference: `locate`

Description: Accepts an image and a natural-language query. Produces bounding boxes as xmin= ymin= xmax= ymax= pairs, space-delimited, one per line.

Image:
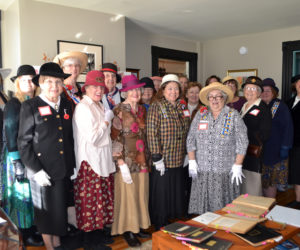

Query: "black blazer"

xmin=287 ymin=96 xmax=300 ymax=147
xmin=242 ymin=100 xmax=272 ymax=172
xmin=17 ymin=96 xmax=75 ymax=180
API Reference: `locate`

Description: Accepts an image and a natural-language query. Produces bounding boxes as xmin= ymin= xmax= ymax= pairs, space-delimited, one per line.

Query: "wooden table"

xmin=152 ymin=219 xmax=300 ymax=250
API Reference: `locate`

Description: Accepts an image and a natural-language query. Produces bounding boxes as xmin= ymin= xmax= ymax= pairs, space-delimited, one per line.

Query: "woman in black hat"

xmin=287 ymin=74 xmax=300 ymax=209
xmin=2 ymin=65 xmax=43 ymax=246
xmin=140 ymin=77 xmax=156 ymax=111
xmin=17 ymin=62 xmax=76 ymax=249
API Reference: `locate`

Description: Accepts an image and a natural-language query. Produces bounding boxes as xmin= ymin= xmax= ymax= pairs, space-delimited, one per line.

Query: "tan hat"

xmin=161 ymin=74 xmax=180 ymax=87
xmin=199 ymin=82 xmax=234 ymax=106
xmin=53 ymin=51 xmax=88 ymax=74
xmin=222 ymin=75 xmax=237 ymax=84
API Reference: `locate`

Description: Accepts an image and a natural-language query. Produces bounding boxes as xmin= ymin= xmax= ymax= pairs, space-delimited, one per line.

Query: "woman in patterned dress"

xmin=111 ymin=75 xmax=151 ymax=247
xmin=187 ymin=82 xmax=248 ymax=214
xmin=72 ymin=70 xmax=115 ymax=249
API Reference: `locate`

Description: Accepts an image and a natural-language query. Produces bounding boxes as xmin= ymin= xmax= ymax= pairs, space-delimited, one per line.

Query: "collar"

xmin=107 ymin=88 xmax=119 ymax=97
xmin=39 ymin=94 xmax=61 ymax=109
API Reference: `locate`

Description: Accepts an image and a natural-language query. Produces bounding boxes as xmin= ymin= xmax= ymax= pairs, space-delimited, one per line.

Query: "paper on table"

xmin=0 ymin=217 xmax=7 ymax=224
xmin=192 ymin=212 xmax=221 ymax=225
xmin=266 ymin=205 xmax=300 ymax=228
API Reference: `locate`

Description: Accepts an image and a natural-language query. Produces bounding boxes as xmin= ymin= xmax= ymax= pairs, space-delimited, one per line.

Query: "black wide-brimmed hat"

xmin=241 ymin=76 xmax=263 ymax=92
xmin=140 ymin=77 xmax=155 ymax=90
xmin=262 ymin=78 xmax=279 ymax=93
xmin=10 ymin=65 xmax=36 ymax=83
xmin=101 ymin=62 xmax=121 ymax=83
xmin=32 ymin=62 xmax=71 ymax=86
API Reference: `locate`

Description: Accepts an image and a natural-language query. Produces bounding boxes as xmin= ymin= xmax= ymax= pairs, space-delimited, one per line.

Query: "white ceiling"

xmin=2 ymin=0 xmax=300 ymax=41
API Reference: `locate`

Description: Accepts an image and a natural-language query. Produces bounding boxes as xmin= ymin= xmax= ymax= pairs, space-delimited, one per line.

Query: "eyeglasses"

xmin=245 ymin=86 xmax=258 ymax=91
xmin=207 ymin=95 xmax=223 ymax=101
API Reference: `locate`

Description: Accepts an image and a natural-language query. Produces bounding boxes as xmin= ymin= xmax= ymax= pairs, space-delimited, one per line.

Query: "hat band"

xmin=102 ymin=68 xmax=117 ymax=74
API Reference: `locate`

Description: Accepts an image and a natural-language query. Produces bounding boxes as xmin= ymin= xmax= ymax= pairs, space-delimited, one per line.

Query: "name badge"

xmin=249 ymin=109 xmax=260 ymax=116
xmin=38 ymin=106 xmax=52 ymax=116
xmin=183 ymin=109 xmax=190 ymax=117
xmin=198 ymin=122 xmax=208 ymax=130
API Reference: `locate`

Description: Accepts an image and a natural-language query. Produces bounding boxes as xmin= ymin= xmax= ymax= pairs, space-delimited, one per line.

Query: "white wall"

xmin=125 ymin=19 xmax=200 ymax=80
xmin=2 ymin=0 xmax=126 ymax=91
xmin=203 ymin=26 xmax=300 ymax=95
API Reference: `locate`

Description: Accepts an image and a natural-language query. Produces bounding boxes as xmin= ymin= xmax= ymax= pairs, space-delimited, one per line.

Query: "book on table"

xmin=182 ymin=236 xmax=233 ymax=250
xmin=266 ymin=205 xmax=300 ymax=228
xmin=274 ymin=239 xmax=299 ymax=250
xmin=175 ymin=229 xmax=216 ymax=243
xmin=232 ymin=194 xmax=276 ymax=210
xmin=161 ymin=221 xmax=202 ymax=237
xmin=232 ymin=223 xmax=282 ymax=247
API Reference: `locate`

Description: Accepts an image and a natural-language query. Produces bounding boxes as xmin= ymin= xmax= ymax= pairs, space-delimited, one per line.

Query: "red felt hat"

xmin=120 ymin=75 xmax=145 ymax=92
xmin=81 ymin=70 xmax=107 ymax=93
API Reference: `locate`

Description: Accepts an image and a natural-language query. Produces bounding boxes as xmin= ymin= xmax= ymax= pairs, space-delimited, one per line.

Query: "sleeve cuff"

xmin=8 ymin=151 xmax=20 ymax=160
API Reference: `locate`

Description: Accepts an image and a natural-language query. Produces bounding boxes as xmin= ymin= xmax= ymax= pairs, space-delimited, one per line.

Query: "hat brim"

xmin=120 ymin=83 xmax=145 ymax=92
xmin=10 ymin=76 xmax=17 ymax=82
xmin=262 ymin=83 xmax=279 ymax=93
xmin=32 ymin=72 xmax=71 ymax=86
xmin=81 ymin=82 xmax=107 ymax=93
xmin=199 ymin=82 xmax=234 ymax=106
xmin=53 ymin=51 xmax=88 ymax=74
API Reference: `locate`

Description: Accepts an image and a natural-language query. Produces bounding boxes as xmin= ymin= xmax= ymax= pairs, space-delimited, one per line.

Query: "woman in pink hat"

xmin=110 ymin=75 xmax=151 ymax=247
xmin=72 ymin=70 xmax=115 ymax=249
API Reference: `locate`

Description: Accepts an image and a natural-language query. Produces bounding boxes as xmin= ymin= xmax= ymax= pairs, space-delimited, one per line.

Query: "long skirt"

xmin=111 ymin=172 xmax=150 ymax=235
xmin=30 ymin=177 xmax=68 ymax=236
xmin=150 ymin=166 xmax=185 ymax=229
xmin=74 ymin=161 xmax=114 ymax=232
xmin=1 ymin=149 xmax=34 ymax=228
xmin=262 ymin=160 xmax=288 ymax=188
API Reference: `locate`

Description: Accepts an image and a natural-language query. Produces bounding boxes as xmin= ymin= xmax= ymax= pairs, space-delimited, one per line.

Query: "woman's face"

xmin=243 ymin=84 xmax=261 ymax=103
xmin=103 ymin=72 xmax=117 ymax=93
xmin=209 ymin=77 xmax=218 ymax=84
xmin=40 ymin=76 xmax=63 ymax=101
xmin=224 ymin=80 xmax=237 ymax=96
xmin=261 ymin=86 xmax=274 ymax=104
xmin=207 ymin=89 xmax=225 ymax=113
xmin=163 ymin=81 xmax=180 ymax=104
xmin=62 ymin=58 xmax=81 ymax=78
xmin=126 ymin=88 xmax=142 ymax=104
xmin=19 ymin=75 xmax=36 ymax=95
xmin=142 ymin=88 xmax=154 ymax=104
xmin=85 ymin=85 xmax=105 ymax=103
xmin=186 ymin=86 xmax=200 ymax=105
xmin=295 ymin=80 xmax=300 ymax=95
xmin=179 ymin=77 xmax=188 ymax=91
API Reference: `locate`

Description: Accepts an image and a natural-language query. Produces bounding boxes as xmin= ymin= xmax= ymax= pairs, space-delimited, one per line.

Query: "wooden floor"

xmin=26 ymin=187 xmax=298 ymax=250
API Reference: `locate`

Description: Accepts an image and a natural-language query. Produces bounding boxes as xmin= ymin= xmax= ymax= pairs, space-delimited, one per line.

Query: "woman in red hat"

xmin=72 ymin=70 xmax=115 ymax=249
xmin=111 ymin=75 xmax=151 ymax=247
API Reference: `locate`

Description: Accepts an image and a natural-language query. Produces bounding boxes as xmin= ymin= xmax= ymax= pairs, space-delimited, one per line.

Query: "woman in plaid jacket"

xmin=147 ymin=74 xmax=190 ymax=230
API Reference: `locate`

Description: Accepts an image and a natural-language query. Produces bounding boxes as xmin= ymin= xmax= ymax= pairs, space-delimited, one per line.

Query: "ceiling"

xmin=2 ymin=0 xmax=300 ymax=41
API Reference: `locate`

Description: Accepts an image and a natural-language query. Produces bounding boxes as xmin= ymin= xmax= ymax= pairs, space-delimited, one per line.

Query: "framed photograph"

xmin=57 ymin=40 xmax=103 ymax=82
xmin=126 ymin=68 xmax=140 ymax=79
xmin=227 ymin=68 xmax=258 ymax=85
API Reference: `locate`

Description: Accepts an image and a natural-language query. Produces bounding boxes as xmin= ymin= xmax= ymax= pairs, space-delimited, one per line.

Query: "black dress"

xmin=287 ymin=97 xmax=300 ymax=185
xmin=18 ymin=96 xmax=75 ymax=235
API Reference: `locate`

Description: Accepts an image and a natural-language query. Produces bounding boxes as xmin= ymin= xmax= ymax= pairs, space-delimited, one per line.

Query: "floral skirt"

xmin=262 ymin=160 xmax=288 ymax=188
xmin=74 ymin=161 xmax=114 ymax=232
xmin=1 ymin=149 xmax=34 ymax=228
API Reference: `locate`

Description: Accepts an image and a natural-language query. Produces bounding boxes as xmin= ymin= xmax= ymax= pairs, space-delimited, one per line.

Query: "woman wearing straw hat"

xmin=187 ymin=82 xmax=248 ymax=214
xmin=147 ymin=74 xmax=190 ymax=230
xmin=53 ymin=51 xmax=88 ymax=104
xmin=2 ymin=65 xmax=43 ymax=246
xmin=72 ymin=70 xmax=115 ymax=249
xmin=110 ymin=75 xmax=151 ymax=247
xmin=18 ymin=62 xmax=75 ymax=250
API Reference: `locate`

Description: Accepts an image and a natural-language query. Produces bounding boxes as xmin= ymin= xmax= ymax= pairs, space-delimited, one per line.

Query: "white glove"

xmin=33 ymin=169 xmax=51 ymax=186
xmin=230 ymin=164 xmax=245 ymax=186
xmin=70 ymin=168 xmax=77 ymax=180
xmin=188 ymin=160 xmax=198 ymax=179
xmin=119 ymin=164 xmax=133 ymax=184
xmin=153 ymin=158 xmax=165 ymax=176
xmin=104 ymin=109 xmax=114 ymax=123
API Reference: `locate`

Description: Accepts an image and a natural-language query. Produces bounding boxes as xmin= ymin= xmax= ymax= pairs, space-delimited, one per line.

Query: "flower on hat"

xmin=251 ymin=79 xmax=256 ymax=83
xmin=130 ymin=122 xmax=139 ymax=133
xmin=136 ymin=139 xmax=145 ymax=152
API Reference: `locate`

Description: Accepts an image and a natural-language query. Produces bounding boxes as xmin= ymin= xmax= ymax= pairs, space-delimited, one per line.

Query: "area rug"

xmin=124 ymin=239 xmax=152 ymax=250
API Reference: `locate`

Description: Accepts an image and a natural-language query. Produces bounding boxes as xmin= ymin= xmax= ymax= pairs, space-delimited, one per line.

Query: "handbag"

xmin=246 ymin=134 xmax=263 ymax=158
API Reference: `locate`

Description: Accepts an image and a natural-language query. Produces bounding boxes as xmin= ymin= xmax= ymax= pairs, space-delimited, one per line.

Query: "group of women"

xmin=0 ymin=54 xmax=300 ymax=250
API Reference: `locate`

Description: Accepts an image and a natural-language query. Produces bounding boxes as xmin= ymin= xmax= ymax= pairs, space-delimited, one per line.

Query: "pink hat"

xmin=151 ymin=76 xmax=162 ymax=81
xmin=120 ymin=75 xmax=145 ymax=92
xmin=81 ymin=70 xmax=106 ymax=93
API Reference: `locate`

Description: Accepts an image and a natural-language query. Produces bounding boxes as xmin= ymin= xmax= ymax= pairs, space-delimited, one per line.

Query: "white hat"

xmin=161 ymin=74 xmax=180 ymax=87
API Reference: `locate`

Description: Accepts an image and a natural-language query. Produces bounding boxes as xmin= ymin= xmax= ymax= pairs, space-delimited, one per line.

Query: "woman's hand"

xmin=33 ymin=170 xmax=51 ymax=186
xmin=230 ymin=164 xmax=245 ymax=186
xmin=119 ymin=164 xmax=133 ymax=184
xmin=188 ymin=160 xmax=198 ymax=179
xmin=153 ymin=158 xmax=165 ymax=176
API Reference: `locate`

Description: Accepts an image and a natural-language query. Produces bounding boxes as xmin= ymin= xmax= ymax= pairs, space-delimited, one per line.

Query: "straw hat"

xmin=199 ymin=82 xmax=234 ymax=106
xmin=53 ymin=51 xmax=88 ymax=74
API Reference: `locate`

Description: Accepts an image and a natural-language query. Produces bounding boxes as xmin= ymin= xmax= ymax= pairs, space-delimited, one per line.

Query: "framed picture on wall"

xmin=126 ymin=68 xmax=140 ymax=79
xmin=57 ymin=40 xmax=103 ymax=82
xmin=227 ymin=68 xmax=258 ymax=85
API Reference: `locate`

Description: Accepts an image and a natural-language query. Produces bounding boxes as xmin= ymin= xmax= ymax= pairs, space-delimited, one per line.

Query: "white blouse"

xmin=72 ymin=95 xmax=116 ymax=178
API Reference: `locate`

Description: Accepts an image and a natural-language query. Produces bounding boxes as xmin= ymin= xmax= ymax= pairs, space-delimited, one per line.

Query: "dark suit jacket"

xmin=242 ymin=100 xmax=272 ymax=172
xmin=17 ymin=96 xmax=75 ymax=180
xmin=287 ymin=96 xmax=300 ymax=147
